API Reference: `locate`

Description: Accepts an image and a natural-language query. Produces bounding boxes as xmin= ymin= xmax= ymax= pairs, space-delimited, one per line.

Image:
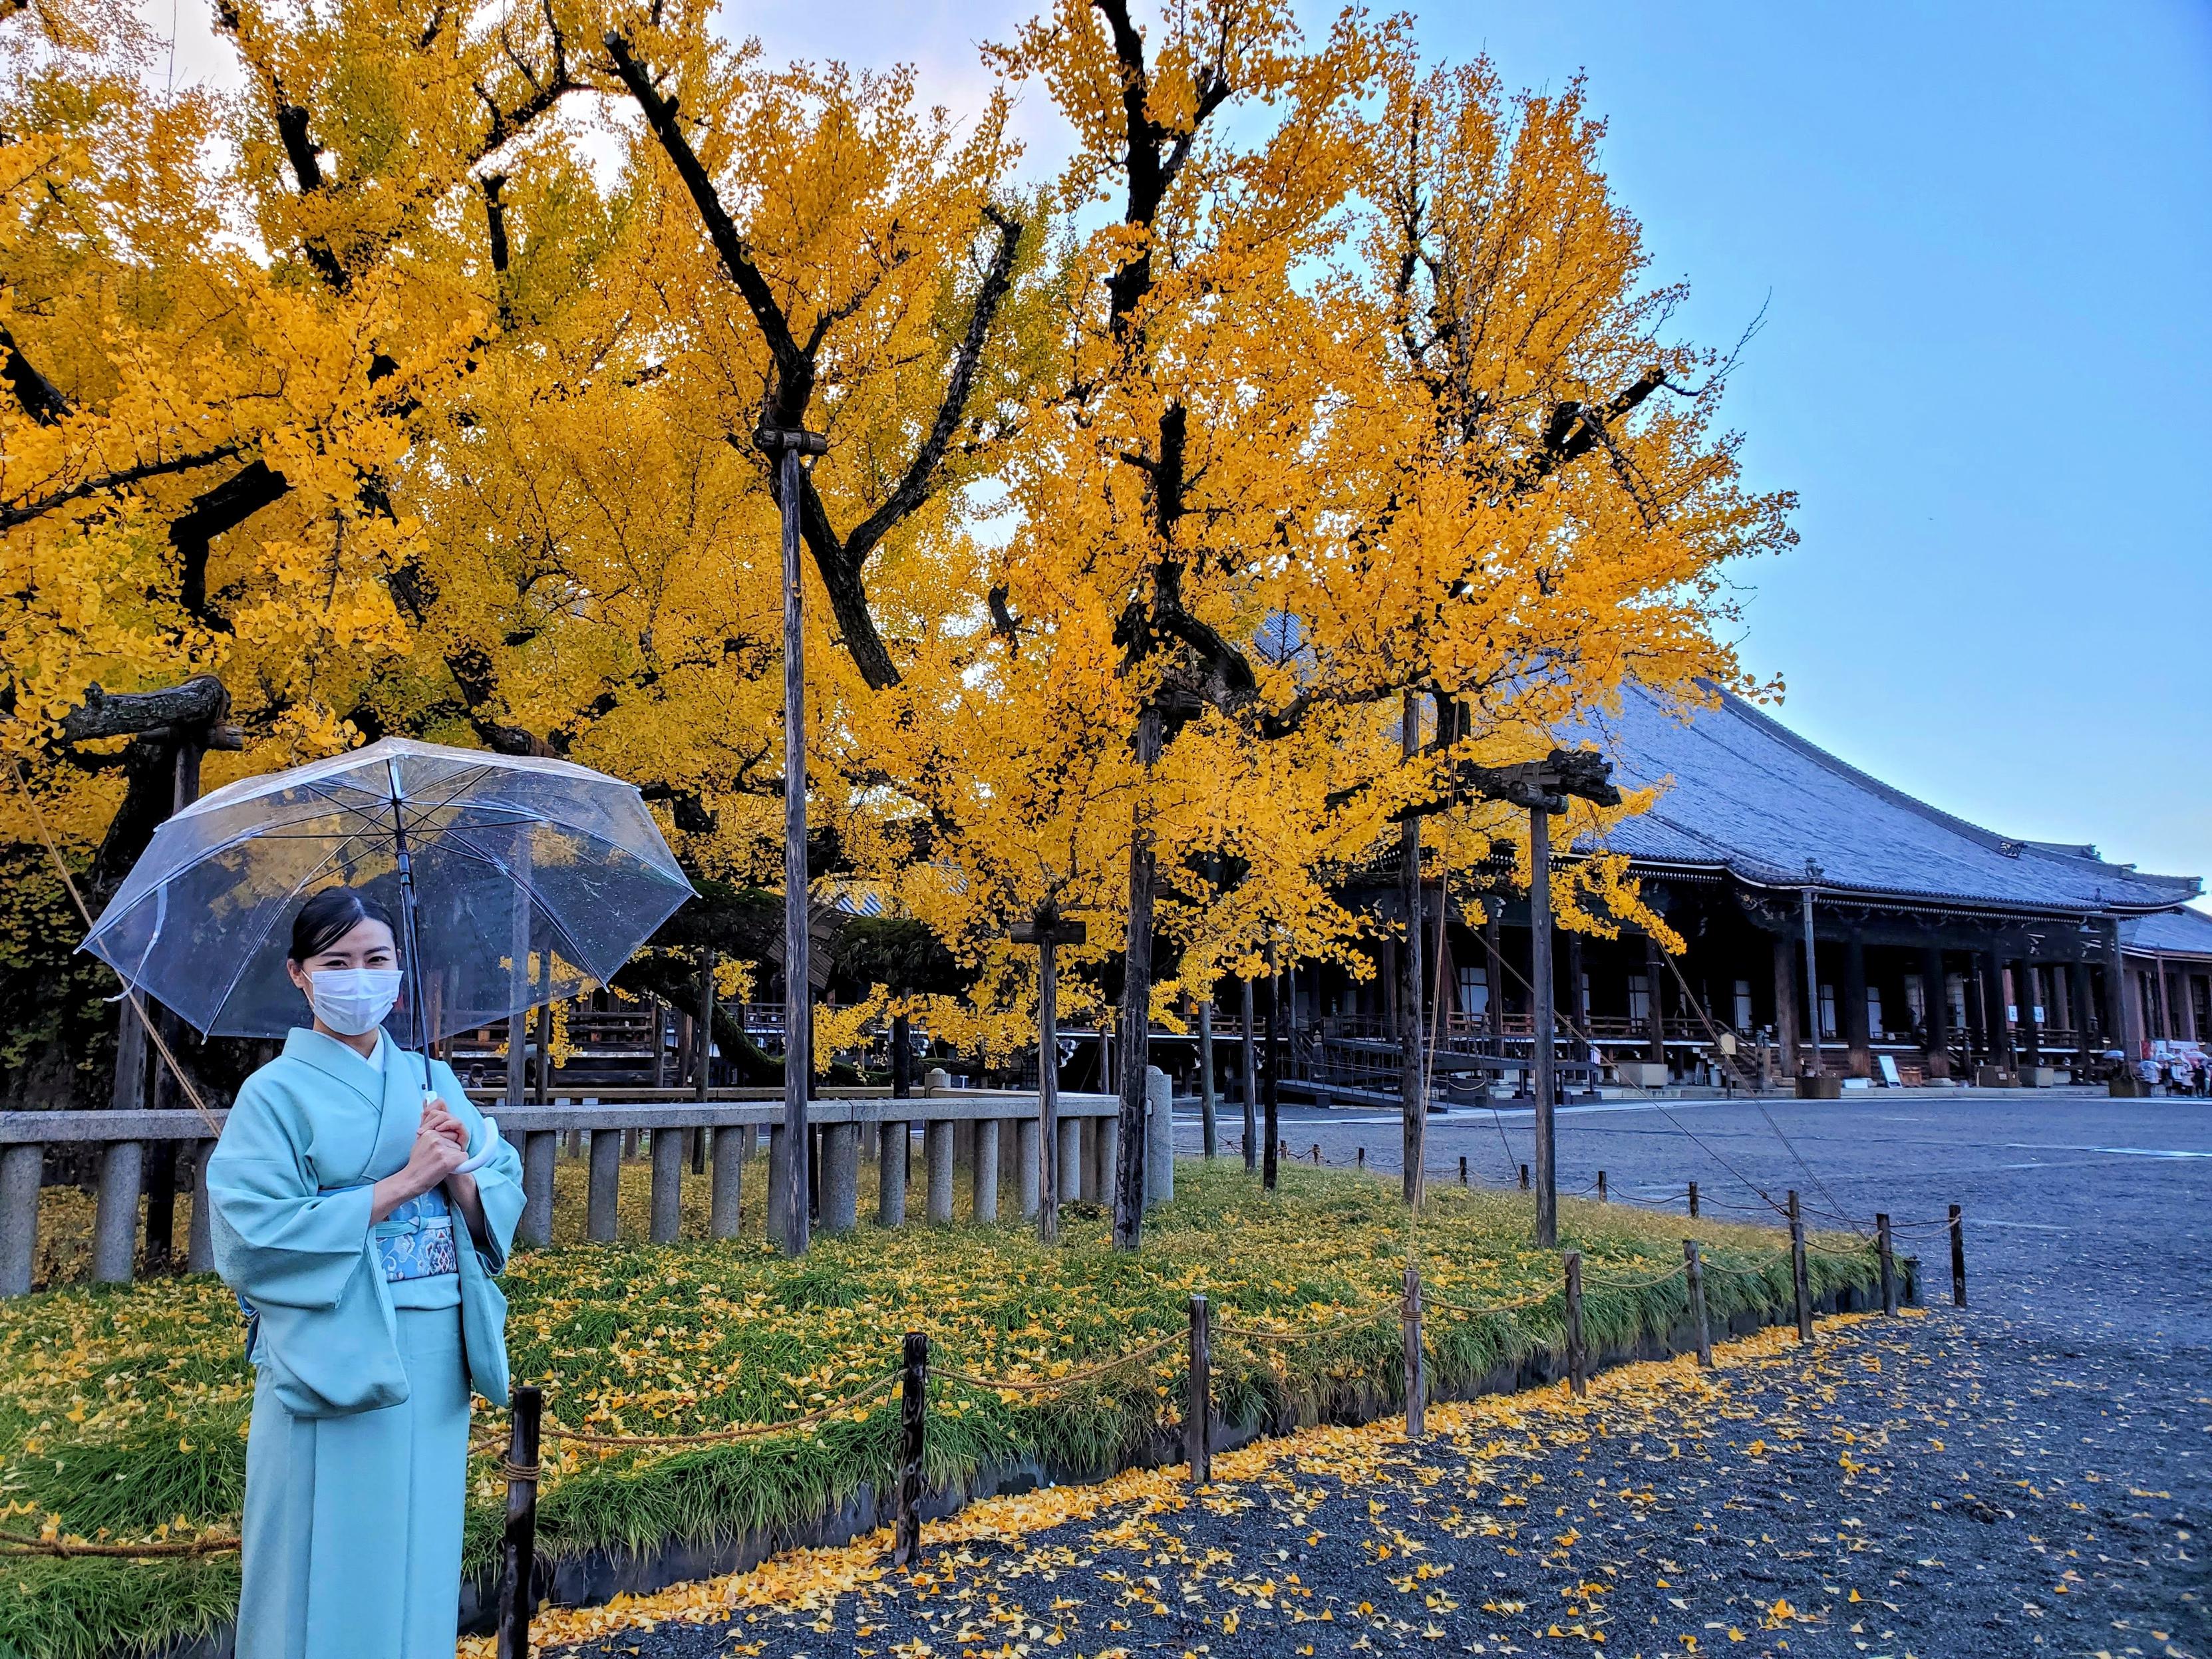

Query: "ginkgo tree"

xmin=973 ymin=1 xmax=1793 ymax=1247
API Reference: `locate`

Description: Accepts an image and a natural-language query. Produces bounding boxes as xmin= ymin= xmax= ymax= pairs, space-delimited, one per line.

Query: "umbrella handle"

xmin=453 ymin=1115 xmax=503 ymax=1175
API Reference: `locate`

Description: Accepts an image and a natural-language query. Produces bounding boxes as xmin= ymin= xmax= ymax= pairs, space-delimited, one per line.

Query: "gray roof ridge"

xmin=1602 ymin=680 xmax=2200 ymax=910
xmin=1683 ymin=684 xmax=2198 ymax=896
xmin=1685 ymin=682 xmax=2046 ymax=858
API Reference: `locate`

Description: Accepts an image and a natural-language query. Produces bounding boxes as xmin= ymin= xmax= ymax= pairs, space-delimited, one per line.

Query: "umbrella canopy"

xmin=82 ymin=738 xmax=693 ymax=1046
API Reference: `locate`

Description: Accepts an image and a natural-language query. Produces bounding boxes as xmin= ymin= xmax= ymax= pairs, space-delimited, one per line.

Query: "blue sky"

xmin=736 ymin=1 xmax=2212 ymax=885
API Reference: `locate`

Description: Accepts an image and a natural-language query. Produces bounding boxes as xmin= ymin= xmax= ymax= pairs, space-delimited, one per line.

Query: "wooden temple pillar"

xmin=2097 ymin=924 xmax=2132 ymax=1052
xmin=1841 ymin=934 xmax=1871 ymax=1078
xmin=1484 ymin=905 xmax=1503 ymax=1054
xmin=1921 ymin=947 xmax=1951 ymax=1079
xmin=1977 ymin=952 xmax=2014 ymax=1072
xmin=1771 ymin=935 xmax=1800 ymax=1080
xmin=2069 ymin=959 xmax=2096 ymax=1052
xmin=2014 ymin=959 xmax=2043 ymax=1065
xmin=1643 ymin=933 xmax=1668 ymax=1067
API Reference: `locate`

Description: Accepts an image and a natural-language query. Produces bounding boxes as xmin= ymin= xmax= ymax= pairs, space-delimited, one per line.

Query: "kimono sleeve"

xmin=206 ymin=1074 xmax=377 ymax=1314
xmin=431 ymin=1058 xmax=525 ymax=1275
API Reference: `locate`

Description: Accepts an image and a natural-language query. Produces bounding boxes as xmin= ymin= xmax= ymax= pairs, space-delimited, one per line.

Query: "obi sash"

xmin=364 ymin=1188 xmax=460 ymax=1281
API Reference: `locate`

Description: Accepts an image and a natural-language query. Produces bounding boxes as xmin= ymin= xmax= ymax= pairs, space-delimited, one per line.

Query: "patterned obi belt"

xmin=357 ymin=1187 xmax=460 ymax=1282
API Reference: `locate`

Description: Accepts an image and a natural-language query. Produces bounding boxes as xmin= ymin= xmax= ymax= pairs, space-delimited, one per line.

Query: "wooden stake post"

xmin=1788 ymin=1189 xmax=1813 ymax=1343
xmin=1563 ymin=1251 xmax=1586 ymax=1398
xmin=1186 ymin=1294 xmax=1211 ymax=1483
xmin=1687 ymin=1180 xmax=1699 ymax=1219
xmin=1402 ymin=1263 xmax=1426 ymax=1437
xmin=1876 ymin=1212 xmax=1897 ymax=1315
xmin=1949 ymin=1203 xmax=1967 ymax=1307
xmin=497 ymin=1386 xmax=543 ymax=1659
xmin=1683 ymin=1241 xmax=1712 ymax=1368
xmin=1013 ymin=916 xmax=1086 ymax=1246
xmin=893 ymin=1332 xmax=928 ymax=1567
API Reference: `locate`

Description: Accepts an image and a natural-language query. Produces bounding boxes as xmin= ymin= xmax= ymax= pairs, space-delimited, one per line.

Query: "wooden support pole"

xmin=1597 ymin=1169 xmax=1607 ymax=1204
xmin=1949 ymin=1203 xmax=1967 ymax=1308
xmin=1531 ymin=806 xmax=1558 ymax=1246
xmin=1459 ymin=1155 xmax=1468 ymax=1186
xmin=771 ymin=434 xmax=817 ymax=1257
xmin=1519 ymin=1163 xmax=1529 ymax=1191
xmin=695 ymin=949 xmax=717 ymax=1105
xmin=1186 ymin=1293 xmax=1211 ymax=1483
xmin=1402 ymin=1261 xmax=1426 ymax=1437
xmin=496 ymin=1385 xmax=542 ymax=1659
xmin=1263 ymin=945 xmax=1283 ymax=1193
xmin=1197 ymin=997 xmax=1218 ymax=1159
xmin=1788 ymin=1189 xmax=1813 ymax=1344
xmin=1687 ymin=1179 xmax=1699 ymax=1219
xmin=1239 ymin=977 xmax=1259 ymax=1174
xmin=1563 ymin=1251 xmax=1586 ymax=1398
xmin=1877 ymin=1211 xmax=1897 ymax=1316
xmin=1036 ymin=931 xmax=1061 ymax=1243
xmin=1684 ymin=1240 xmax=1712 ymax=1369
xmin=893 ymin=1332 xmax=928 ymax=1568
xmin=1400 ymin=689 xmax=1426 ymax=1208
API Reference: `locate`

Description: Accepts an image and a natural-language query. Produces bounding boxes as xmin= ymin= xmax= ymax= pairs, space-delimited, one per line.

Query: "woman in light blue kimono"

xmin=208 ymin=887 xmax=527 ymax=1658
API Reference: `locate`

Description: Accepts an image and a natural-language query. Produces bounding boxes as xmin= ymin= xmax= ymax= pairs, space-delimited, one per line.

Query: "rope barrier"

xmin=935 ymin=1329 xmax=1187 ymax=1394
xmin=1214 ymin=1306 xmax=1397 ymax=1346
xmin=1422 ymin=1284 xmax=1553 ymax=1319
xmin=0 ymin=1527 xmax=240 ymax=1558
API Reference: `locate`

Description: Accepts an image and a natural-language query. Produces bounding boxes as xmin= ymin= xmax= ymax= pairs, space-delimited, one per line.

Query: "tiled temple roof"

xmin=1573 ymin=682 xmax=2199 ymax=916
xmin=2120 ymin=907 xmax=2212 ymax=959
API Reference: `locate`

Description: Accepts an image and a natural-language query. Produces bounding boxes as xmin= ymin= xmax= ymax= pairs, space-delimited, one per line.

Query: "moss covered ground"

xmin=0 ymin=1158 xmax=1883 ymax=1659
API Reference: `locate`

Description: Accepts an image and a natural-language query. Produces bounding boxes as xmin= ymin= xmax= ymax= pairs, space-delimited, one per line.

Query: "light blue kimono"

xmin=209 ymin=1027 xmax=526 ymax=1659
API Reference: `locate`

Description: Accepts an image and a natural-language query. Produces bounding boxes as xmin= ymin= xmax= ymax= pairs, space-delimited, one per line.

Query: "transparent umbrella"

xmin=82 ymin=738 xmax=693 ymax=1050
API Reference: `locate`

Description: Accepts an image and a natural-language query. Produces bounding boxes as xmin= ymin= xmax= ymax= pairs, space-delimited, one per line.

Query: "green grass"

xmin=0 ymin=1159 xmax=1883 ymax=1659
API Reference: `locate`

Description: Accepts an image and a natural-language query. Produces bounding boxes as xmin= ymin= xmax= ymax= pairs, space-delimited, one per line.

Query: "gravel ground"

xmin=548 ymin=1095 xmax=2209 ymax=1659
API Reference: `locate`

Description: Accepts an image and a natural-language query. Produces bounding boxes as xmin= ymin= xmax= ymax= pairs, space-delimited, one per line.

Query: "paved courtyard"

xmin=548 ymin=1093 xmax=2209 ymax=1659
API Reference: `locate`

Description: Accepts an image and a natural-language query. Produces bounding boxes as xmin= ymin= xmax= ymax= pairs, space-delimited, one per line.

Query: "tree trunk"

xmin=1239 ymin=976 xmax=1259 ymax=1171
xmin=1400 ymin=690 xmax=1424 ymax=1206
xmin=1038 ymin=937 xmax=1060 ymax=1244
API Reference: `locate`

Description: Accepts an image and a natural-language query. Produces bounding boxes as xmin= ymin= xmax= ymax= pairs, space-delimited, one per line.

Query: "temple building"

xmin=1297 ymin=684 xmax=2207 ymax=1095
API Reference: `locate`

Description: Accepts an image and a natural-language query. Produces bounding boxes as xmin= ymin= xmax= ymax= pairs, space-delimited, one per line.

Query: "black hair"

xmin=289 ymin=887 xmax=397 ymax=963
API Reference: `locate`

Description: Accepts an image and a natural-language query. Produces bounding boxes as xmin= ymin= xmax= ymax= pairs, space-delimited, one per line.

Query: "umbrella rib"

xmin=395 ymin=762 xmax=502 ymax=835
xmin=197 ymin=839 xmax=356 ymax=1035
xmin=427 ymin=828 xmax=607 ymax=984
xmin=86 ymin=820 xmax=383 ymax=948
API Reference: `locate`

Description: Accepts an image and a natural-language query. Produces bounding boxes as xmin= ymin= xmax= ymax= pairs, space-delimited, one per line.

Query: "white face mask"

xmin=308 ymin=968 xmax=403 ymax=1037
